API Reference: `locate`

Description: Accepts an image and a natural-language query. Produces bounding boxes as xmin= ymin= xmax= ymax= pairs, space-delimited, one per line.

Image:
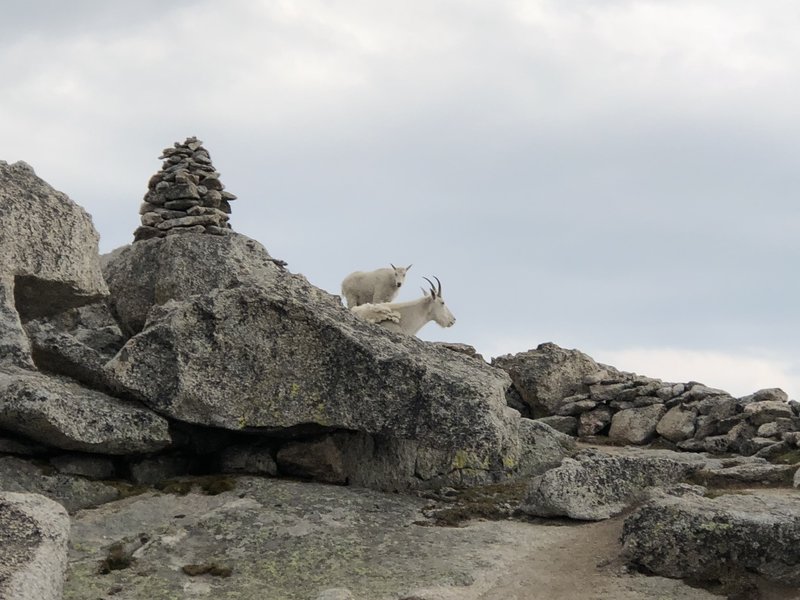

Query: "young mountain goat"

xmin=351 ymin=276 xmax=456 ymax=336
xmin=341 ymin=263 xmax=412 ymax=308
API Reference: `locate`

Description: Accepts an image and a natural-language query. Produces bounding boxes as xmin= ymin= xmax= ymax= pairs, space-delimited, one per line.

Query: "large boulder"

xmin=102 ymin=234 xmax=283 ymax=335
xmin=492 ymin=343 xmax=607 ymax=416
xmin=519 ymin=452 xmax=696 ymax=520
xmin=0 ymin=367 xmax=171 ymax=454
xmin=0 ymin=492 xmax=70 ymax=600
xmin=104 ymin=234 xmax=532 ymax=490
xmin=622 ymin=491 xmax=800 ymax=587
xmin=609 ymin=404 xmax=667 ymax=444
xmin=0 ymin=162 xmax=107 ymax=367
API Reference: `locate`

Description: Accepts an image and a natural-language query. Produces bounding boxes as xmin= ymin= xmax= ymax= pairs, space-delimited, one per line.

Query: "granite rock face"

xmin=622 ymin=491 xmax=800 ymax=586
xmin=0 ymin=161 xmax=107 ymax=367
xmin=106 ymin=281 xmax=525 ymax=489
xmin=0 ymin=368 xmax=171 ymax=455
xmin=103 ymin=233 xmax=283 ymax=336
xmin=0 ymin=492 xmax=70 ymax=600
xmin=492 ymin=343 xmax=607 ymax=416
xmin=102 ymin=233 xmax=546 ymax=490
xmin=519 ymin=452 xmax=696 ymax=520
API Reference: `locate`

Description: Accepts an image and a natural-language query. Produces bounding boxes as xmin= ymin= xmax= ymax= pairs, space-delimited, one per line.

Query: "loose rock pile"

xmin=133 ymin=137 xmax=236 ymax=241
xmin=493 ymin=343 xmax=800 ymax=460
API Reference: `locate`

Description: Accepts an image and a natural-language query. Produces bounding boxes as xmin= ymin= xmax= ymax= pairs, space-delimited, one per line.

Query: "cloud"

xmin=1 ymin=1 xmax=799 ymax=391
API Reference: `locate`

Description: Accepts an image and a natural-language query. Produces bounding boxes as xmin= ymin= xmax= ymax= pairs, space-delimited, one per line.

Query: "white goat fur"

xmin=351 ymin=277 xmax=456 ymax=336
xmin=341 ymin=264 xmax=411 ymax=308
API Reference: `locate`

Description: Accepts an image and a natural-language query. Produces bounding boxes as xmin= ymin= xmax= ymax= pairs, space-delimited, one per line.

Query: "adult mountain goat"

xmin=341 ymin=263 xmax=412 ymax=308
xmin=351 ymin=276 xmax=456 ymax=336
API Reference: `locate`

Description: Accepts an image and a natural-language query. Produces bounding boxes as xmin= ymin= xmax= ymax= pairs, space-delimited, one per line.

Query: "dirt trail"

xmin=412 ymin=514 xmax=800 ymax=600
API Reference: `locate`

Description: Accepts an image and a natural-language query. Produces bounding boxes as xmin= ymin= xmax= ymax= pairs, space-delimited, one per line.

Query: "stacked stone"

xmin=133 ymin=137 xmax=237 ymax=242
xmin=494 ymin=343 xmax=800 ymax=458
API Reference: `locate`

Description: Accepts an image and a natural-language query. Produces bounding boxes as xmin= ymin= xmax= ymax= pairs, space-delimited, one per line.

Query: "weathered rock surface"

xmin=0 ymin=161 xmax=108 ymax=367
xmin=492 ymin=343 xmax=605 ymax=415
xmin=103 ymin=233 xmax=282 ymax=335
xmin=0 ymin=456 xmax=119 ymax=512
xmin=622 ymin=490 xmax=800 ymax=587
xmin=63 ymin=476 xmax=721 ymax=600
xmin=0 ymin=491 xmax=70 ymax=600
xmin=609 ymin=404 xmax=666 ymax=444
xmin=0 ymin=368 xmax=171 ymax=454
xmin=519 ymin=452 xmax=695 ymax=520
xmin=105 ymin=249 xmax=528 ymax=489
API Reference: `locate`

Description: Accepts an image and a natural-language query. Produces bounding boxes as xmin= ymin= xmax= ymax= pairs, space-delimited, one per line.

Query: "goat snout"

xmin=396 ymin=282 xmax=402 ymax=288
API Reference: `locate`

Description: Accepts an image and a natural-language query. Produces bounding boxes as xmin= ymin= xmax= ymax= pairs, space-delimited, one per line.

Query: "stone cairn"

xmin=133 ymin=137 xmax=237 ymax=242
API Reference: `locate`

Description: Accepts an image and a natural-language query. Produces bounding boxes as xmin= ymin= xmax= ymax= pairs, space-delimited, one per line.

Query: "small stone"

xmin=152 ymin=208 xmax=189 ymax=220
xmin=163 ymin=182 xmax=200 ymax=201
xmin=187 ymin=206 xmax=229 ymax=220
xmin=157 ymin=215 xmax=225 ymax=230
xmin=743 ymin=401 xmax=794 ymax=426
xmin=163 ymin=199 xmax=200 ymax=210
xmin=757 ymin=419 xmax=797 ymax=439
xmin=140 ymin=212 xmax=163 ymax=227
xmin=139 ymin=202 xmax=158 ymax=215
xmin=165 ymin=225 xmax=207 ymax=235
xmin=656 ymin=405 xmax=697 ymax=443
xmin=609 ymin=404 xmax=667 ymax=445
xmin=133 ymin=226 xmax=164 ymax=241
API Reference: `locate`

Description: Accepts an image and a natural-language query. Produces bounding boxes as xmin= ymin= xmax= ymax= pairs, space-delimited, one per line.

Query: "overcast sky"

xmin=2 ymin=0 xmax=798 ymax=399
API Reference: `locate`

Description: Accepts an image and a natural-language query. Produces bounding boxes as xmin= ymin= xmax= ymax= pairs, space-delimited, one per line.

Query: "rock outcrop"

xmin=0 ymin=368 xmax=171 ymax=455
xmin=0 ymin=492 xmax=70 ymax=600
xmin=519 ymin=451 xmax=696 ymax=520
xmin=494 ymin=343 xmax=800 ymax=459
xmin=103 ymin=233 xmax=282 ymax=336
xmin=622 ymin=490 xmax=800 ymax=587
xmin=133 ymin=137 xmax=236 ymax=241
xmin=0 ymin=161 xmax=108 ymax=367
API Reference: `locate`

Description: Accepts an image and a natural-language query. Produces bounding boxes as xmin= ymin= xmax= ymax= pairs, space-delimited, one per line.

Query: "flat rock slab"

xmin=519 ymin=452 xmax=696 ymax=520
xmin=0 ymin=368 xmax=171 ymax=454
xmin=622 ymin=490 xmax=800 ymax=586
xmin=64 ymin=476 xmax=719 ymax=600
xmin=0 ymin=491 xmax=70 ymax=600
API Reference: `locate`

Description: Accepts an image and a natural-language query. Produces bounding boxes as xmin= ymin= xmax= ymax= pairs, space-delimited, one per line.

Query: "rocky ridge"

xmin=493 ymin=343 xmax=800 ymax=459
xmin=0 ymin=150 xmax=797 ymax=599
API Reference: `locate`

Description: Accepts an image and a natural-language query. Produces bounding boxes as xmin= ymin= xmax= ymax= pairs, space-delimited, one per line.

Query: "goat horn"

xmin=390 ymin=263 xmax=396 ymax=270
xmin=433 ymin=276 xmax=442 ymax=295
xmin=406 ymin=264 xmax=413 ymax=270
xmin=422 ymin=277 xmax=437 ymax=296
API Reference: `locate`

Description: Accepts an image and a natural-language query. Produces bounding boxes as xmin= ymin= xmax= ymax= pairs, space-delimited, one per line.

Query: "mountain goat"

xmin=341 ymin=263 xmax=412 ymax=308
xmin=351 ymin=276 xmax=456 ymax=336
